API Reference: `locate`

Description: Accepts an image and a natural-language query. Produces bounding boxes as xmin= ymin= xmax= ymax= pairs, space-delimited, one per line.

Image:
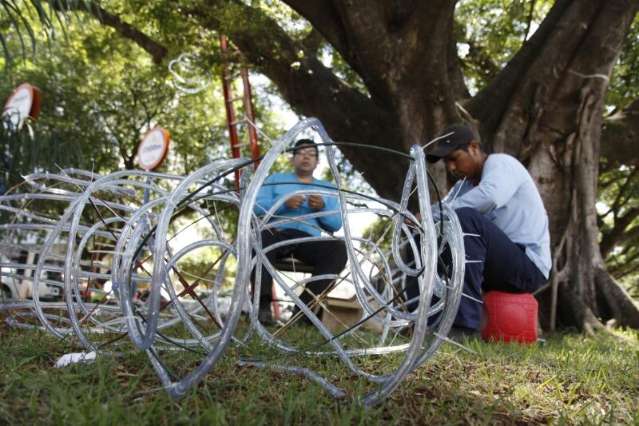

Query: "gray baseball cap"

xmin=425 ymin=123 xmax=478 ymax=163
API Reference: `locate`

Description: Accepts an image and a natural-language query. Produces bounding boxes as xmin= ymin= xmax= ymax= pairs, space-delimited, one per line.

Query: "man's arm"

xmin=254 ymin=174 xmax=287 ymax=216
xmin=449 ymin=155 xmax=524 ymax=213
xmin=314 ymin=183 xmax=343 ymax=232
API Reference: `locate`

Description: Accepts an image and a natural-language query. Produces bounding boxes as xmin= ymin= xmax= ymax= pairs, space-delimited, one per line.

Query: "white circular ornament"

xmin=137 ymin=127 xmax=171 ymax=171
xmin=2 ymin=83 xmax=41 ymax=130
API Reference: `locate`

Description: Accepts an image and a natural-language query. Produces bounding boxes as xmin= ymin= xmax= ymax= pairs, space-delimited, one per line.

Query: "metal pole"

xmin=219 ymin=35 xmax=242 ymax=190
xmin=241 ymin=67 xmax=261 ymax=167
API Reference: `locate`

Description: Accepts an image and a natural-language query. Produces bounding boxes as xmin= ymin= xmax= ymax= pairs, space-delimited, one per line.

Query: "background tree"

xmin=0 ymin=9 xmax=288 ymax=186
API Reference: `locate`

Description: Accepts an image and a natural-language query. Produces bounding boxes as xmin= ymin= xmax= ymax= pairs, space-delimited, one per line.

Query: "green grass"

xmin=0 ymin=322 xmax=637 ymax=425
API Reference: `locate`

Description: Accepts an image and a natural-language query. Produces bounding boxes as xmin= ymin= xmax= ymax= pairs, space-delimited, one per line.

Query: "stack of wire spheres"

xmin=0 ymin=118 xmax=465 ymax=406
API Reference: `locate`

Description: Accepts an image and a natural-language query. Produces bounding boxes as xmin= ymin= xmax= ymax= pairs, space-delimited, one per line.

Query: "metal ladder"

xmin=220 ymin=36 xmax=285 ymax=318
xmin=219 ymin=35 xmax=261 ymax=190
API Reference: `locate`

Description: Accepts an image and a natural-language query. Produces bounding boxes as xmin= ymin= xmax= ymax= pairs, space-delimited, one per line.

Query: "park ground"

xmin=0 ymin=321 xmax=637 ymax=425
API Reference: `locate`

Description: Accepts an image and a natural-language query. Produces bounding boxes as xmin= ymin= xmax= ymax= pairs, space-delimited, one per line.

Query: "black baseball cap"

xmin=425 ymin=123 xmax=478 ymax=163
xmin=291 ymin=138 xmax=319 ymax=156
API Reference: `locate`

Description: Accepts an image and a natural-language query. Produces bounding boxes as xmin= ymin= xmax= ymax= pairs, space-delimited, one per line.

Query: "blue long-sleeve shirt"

xmin=447 ymin=154 xmax=551 ymax=278
xmin=254 ymin=172 xmax=342 ymax=236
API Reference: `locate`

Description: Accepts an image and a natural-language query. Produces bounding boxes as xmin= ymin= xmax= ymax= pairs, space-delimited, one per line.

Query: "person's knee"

xmin=316 ymin=241 xmax=347 ymax=272
xmin=455 ymin=207 xmax=480 ymax=221
xmin=334 ymin=241 xmax=348 ymax=270
xmin=455 ymin=207 xmax=483 ymax=232
xmin=306 ymin=278 xmax=331 ymax=294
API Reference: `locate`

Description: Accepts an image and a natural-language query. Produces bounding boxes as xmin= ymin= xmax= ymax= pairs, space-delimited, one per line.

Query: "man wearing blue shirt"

xmin=424 ymin=123 xmax=551 ymax=335
xmin=253 ymin=139 xmax=347 ymax=325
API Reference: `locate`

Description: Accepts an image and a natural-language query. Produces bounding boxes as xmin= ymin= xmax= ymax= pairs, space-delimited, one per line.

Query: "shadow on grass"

xmin=0 ymin=320 xmax=637 ymax=425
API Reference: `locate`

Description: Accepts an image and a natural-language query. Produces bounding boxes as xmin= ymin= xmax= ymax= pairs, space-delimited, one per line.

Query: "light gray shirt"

xmin=447 ymin=153 xmax=551 ymax=278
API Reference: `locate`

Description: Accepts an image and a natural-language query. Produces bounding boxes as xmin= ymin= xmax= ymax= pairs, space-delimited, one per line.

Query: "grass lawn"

xmin=0 ymin=321 xmax=637 ymax=425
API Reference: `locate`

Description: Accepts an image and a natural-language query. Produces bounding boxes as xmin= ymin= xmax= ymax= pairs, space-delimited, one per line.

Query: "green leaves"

xmin=0 ymin=0 xmax=88 ymax=60
xmin=607 ymin=15 xmax=639 ymax=110
xmin=0 ymin=1 xmax=290 ymax=187
xmin=455 ymin=0 xmax=553 ymax=92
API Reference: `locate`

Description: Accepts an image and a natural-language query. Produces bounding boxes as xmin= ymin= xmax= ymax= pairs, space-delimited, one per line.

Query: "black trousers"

xmin=252 ymin=228 xmax=347 ymax=312
xmin=406 ymin=207 xmax=547 ymax=330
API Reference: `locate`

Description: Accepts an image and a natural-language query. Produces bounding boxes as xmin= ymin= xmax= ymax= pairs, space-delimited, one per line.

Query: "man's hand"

xmin=285 ymin=195 xmax=305 ymax=210
xmin=308 ymin=194 xmax=324 ymax=211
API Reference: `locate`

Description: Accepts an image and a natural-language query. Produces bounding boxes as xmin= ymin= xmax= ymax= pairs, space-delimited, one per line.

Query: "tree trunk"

xmin=468 ymin=0 xmax=639 ymax=330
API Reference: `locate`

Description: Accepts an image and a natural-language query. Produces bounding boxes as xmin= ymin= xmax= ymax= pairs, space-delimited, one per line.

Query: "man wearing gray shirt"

xmin=425 ymin=123 xmax=551 ymax=333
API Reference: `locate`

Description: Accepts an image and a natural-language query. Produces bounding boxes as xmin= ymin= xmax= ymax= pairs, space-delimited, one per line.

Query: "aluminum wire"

xmin=0 ymin=118 xmax=466 ymax=406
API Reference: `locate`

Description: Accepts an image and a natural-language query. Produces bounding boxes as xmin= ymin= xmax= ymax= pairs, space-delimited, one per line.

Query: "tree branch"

xmin=301 ymin=27 xmax=324 ymax=55
xmin=608 ymin=167 xmax=638 ymax=218
xmin=282 ymin=1 xmax=350 ymax=59
xmin=52 ymin=2 xmax=168 ymax=63
xmin=92 ymin=4 xmax=168 ymax=63
xmin=608 ymin=249 xmax=639 ymax=279
xmin=601 ymin=217 xmax=639 ymax=258
xmin=189 ymin=0 xmax=406 ymax=199
xmin=467 ymin=0 xmax=637 ymax=148
xmin=467 ymin=0 xmax=576 ymax=135
xmin=283 ymin=0 xmax=396 ymax=101
xmin=523 ymin=0 xmax=538 ymax=43
xmin=595 ymin=266 xmax=639 ymax=328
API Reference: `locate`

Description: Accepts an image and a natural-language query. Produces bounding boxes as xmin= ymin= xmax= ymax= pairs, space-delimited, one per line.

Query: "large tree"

xmin=3 ymin=0 xmax=639 ymax=330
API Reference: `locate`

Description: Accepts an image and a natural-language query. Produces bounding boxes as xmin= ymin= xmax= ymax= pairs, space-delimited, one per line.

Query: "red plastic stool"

xmin=481 ymin=291 xmax=538 ymax=343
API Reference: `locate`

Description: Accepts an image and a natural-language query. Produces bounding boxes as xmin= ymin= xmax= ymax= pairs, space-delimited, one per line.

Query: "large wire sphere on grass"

xmin=125 ymin=158 xmax=251 ymax=397
xmin=236 ymin=118 xmax=465 ymax=405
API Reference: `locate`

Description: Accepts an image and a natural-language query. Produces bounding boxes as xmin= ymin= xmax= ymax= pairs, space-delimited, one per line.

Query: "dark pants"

xmin=406 ymin=207 xmax=547 ymax=330
xmin=252 ymin=228 xmax=348 ymax=316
